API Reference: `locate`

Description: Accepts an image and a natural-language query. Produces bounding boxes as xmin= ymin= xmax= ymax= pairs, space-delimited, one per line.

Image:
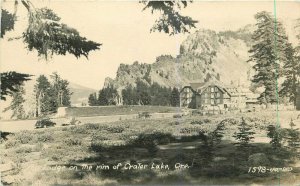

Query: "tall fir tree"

xmin=285 ymin=119 xmax=300 ymax=159
xmin=248 ymin=11 xmax=291 ymax=107
xmin=4 ymin=84 xmax=26 ymax=119
xmin=34 ymin=75 xmax=54 ymax=116
xmin=98 ymin=86 xmax=118 ymax=105
xmin=50 ymin=72 xmax=72 ymax=107
xmin=280 ymin=43 xmax=300 ymax=107
xmin=122 ymin=85 xmax=138 ymax=105
xmin=170 ymin=87 xmax=180 ymax=107
xmin=88 ymin=93 xmax=98 ymax=106
xmin=267 ymin=124 xmax=282 ymax=150
xmin=136 ymin=79 xmax=151 ymax=105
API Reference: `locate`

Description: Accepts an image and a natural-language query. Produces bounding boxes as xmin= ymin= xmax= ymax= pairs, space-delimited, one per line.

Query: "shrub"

xmin=15 ymin=146 xmax=32 ymax=154
xmin=173 ymin=114 xmax=182 ymax=118
xmin=15 ymin=131 xmax=34 ymax=144
xmin=36 ymin=133 xmax=54 ymax=143
xmin=106 ymin=125 xmax=125 ymax=133
xmin=84 ymin=123 xmax=101 ymax=130
xmin=64 ymin=138 xmax=82 ymax=146
xmin=191 ymin=120 xmax=204 ymax=125
xmin=5 ymin=139 xmax=20 ymax=149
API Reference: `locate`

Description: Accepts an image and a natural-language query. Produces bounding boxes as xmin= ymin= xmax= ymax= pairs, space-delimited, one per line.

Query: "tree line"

xmin=88 ymin=79 xmax=180 ymax=107
xmin=3 ymin=72 xmax=72 ymax=119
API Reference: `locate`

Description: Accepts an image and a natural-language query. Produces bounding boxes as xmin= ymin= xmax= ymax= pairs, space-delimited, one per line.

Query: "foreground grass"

xmin=1 ymin=111 xmax=300 ymax=185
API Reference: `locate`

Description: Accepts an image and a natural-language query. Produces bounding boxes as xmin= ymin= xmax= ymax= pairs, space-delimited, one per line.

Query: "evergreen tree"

xmin=34 ymin=75 xmax=54 ymax=116
xmin=141 ymin=1 xmax=197 ymax=35
xmin=3 ymin=84 xmax=26 ymax=119
xmin=98 ymin=89 xmax=108 ymax=106
xmin=136 ymin=79 xmax=151 ymax=105
xmin=248 ymin=11 xmax=291 ymax=107
xmin=2 ymin=2 xmax=101 ymax=59
xmin=98 ymin=86 xmax=118 ymax=105
xmin=170 ymin=87 xmax=180 ymax=107
xmin=50 ymin=72 xmax=72 ymax=107
xmin=197 ymin=123 xmax=225 ymax=167
xmin=198 ymin=132 xmax=214 ymax=166
xmin=212 ymin=121 xmax=226 ymax=145
xmin=122 ymin=85 xmax=138 ymax=105
xmin=233 ymin=118 xmax=255 ymax=158
xmin=280 ymin=43 xmax=300 ymax=107
xmin=285 ymin=119 xmax=300 ymax=158
xmin=1 ymin=9 xmax=15 ymax=38
xmin=1 ymin=71 xmax=31 ymax=101
xmin=88 ymin=93 xmax=98 ymax=106
xmin=267 ymin=124 xmax=282 ymax=150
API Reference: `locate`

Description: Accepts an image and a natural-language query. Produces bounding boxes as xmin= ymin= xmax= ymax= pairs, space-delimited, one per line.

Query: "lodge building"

xmin=180 ymin=81 xmax=259 ymax=111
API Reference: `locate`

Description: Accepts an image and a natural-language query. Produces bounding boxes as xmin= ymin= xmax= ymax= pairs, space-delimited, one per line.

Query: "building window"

xmin=216 ymin=92 xmax=220 ymax=98
xmin=216 ymin=99 xmax=220 ymax=104
xmin=211 ymin=94 xmax=214 ymax=98
xmin=211 ymin=99 xmax=214 ymax=105
xmin=211 ymin=87 xmax=214 ymax=93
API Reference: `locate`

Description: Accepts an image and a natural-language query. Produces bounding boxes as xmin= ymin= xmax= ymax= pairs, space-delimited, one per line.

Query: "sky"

xmin=1 ymin=0 xmax=300 ymax=90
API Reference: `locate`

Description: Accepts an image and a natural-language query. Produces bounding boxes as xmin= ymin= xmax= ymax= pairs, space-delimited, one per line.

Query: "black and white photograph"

xmin=1 ymin=0 xmax=300 ymax=185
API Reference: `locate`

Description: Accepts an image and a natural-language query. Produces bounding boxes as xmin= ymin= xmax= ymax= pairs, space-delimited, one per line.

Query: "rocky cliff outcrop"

xmin=104 ymin=25 xmax=255 ymax=91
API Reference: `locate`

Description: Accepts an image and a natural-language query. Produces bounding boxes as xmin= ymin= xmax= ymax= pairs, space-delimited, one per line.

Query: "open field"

xmin=0 ymin=112 xmax=176 ymax=133
xmin=1 ymin=110 xmax=300 ymax=185
xmin=65 ymin=105 xmax=180 ymax=117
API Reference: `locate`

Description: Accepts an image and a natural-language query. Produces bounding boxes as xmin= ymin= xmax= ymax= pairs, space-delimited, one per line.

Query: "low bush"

xmin=191 ymin=120 xmax=204 ymax=125
xmin=105 ymin=125 xmax=125 ymax=133
xmin=15 ymin=131 xmax=34 ymax=144
xmin=35 ymin=132 xmax=54 ymax=143
xmin=15 ymin=146 xmax=33 ymax=154
xmin=64 ymin=138 xmax=82 ymax=146
xmin=5 ymin=139 xmax=20 ymax=149
xmin=173 ymin=114 xmax=182 ymax=118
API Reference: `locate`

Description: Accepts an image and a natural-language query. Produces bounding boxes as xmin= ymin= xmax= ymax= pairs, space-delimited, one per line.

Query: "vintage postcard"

xmin=1 ymin=0 xmax=300 ymax=185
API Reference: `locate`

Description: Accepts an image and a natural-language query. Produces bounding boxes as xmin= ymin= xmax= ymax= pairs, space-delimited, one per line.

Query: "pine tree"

xmin=285 ymin=119 xmax=300 ymax=158
xmin=136 ymin=79 xmax=151 ymax=105
xmin=1 ymin=71 xmax=31 ymax=101
xmin=280 ymin=43 xmax=300 ymax=107
xmin=141 ymin=1 xmax=197 ymax=35
xmin=97 ymin=86 xmax=118 ymax=106
xmin=50 ymin=72 xmax=72 ymax=107
xmin=98 ymin=89 xmax=108 ymax=106
xmin=248 ymin=11 xmax=291 ymax=107
xmin=34 ymin=75 xmax=54 ymax=116
xmin=170 ymin=87 xmax=180 ymax=107
xmin=233 ymin=118 xmax=255 ymax=158
xmin=88 ymin=93 xmax=98 ymax=106
xmin=267 ymin=124 xmax=282 ymax=150
xmin=4 ymin=84 xmax=26 ymax=119
xmin=197 ymin=131 xmax=214 ymax=167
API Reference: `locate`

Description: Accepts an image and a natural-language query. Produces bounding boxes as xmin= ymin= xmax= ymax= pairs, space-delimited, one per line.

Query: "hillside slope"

xmin=104 ymin=25 xmax=254 ymax=92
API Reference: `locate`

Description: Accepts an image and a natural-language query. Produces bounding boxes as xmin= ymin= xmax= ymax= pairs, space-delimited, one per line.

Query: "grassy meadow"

xmin=1 ymin=110 xmax=300 ymax=185
xmin=65 ymin=105 xmax=178 ymax=117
